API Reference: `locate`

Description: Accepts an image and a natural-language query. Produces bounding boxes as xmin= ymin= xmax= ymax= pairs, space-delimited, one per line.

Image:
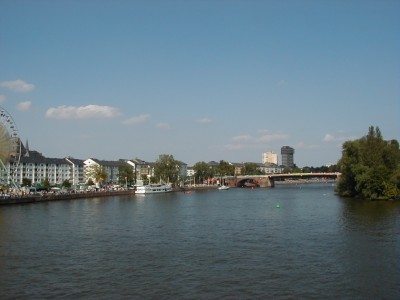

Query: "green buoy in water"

xmin=276 ymin=204 xmax=280 ymax=208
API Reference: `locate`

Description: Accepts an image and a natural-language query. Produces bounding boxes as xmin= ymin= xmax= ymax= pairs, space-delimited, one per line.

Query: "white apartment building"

xmin=186 ymin=166 xmax=195 ymax=177
xmin=2 ymin=150 xmax=85 ymax=186
xmin=83 ymin=158 xmax=132 ymax=185
xmin=257 ymin=163 xmax=283 ymax=174
xmin=126 ymin=159 xmax=155 ymax=180
xmin=1 ymin=147 xmax=189 ymax=188
xmin=2 ymin=151 xmax=127 ymax=187
xmin=262 ymin=151 xmax=278 ymax=165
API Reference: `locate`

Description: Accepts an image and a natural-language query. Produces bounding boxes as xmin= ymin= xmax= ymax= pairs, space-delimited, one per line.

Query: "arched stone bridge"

xmin=222 ymin=172 xmax=341 ymax=188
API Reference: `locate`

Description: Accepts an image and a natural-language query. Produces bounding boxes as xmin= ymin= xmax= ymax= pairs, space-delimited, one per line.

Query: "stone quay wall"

xmin=0 ymin=190 xmax=135 ymax=205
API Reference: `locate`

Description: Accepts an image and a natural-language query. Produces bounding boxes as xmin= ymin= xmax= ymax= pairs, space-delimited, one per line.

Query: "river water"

xmin=0 ymin=183 xmax=399 ymax=299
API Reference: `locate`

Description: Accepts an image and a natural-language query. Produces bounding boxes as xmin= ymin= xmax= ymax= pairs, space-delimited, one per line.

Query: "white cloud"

xmin=122 ymin=114 xmax=150 ymax=125
xmin=17 ymin=101 xmax=32 ymax=111
xmin=46 ymin=105 xmax=120 ymax=119
xmin=258 ymin=134 xmax=288 ymax=142
xmin=229 ymin=132 xmax=288 ymax=148
xmin=156 ymin=122 xmax=170 ymax=129
xmin=322 ymin=133 xmax=354 ymax=142
xmin=196 ymin=118 xmax=211 ymax=124
xmin=232 ymin=135 xmax=254 ymax=142
xmin=0 ymin=79 xmax=35 ymax=93
xmin=224 ymin=143 xmax=247 ymax=150
xmin=323 ymin=134 xmax=335 ymax=142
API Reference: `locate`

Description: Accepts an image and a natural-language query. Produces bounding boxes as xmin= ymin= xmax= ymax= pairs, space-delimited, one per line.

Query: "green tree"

xmin=291 ymin=165 xmax=302 ymax=173
xmin=61 ymin=180 xmax=72 ymax=188
xmin=149 ymin=176 xmax=158 ymax=184
xmin=216 ymin=160 xmax=235 ymax=176
xmin=41 ymin=177 xmax=50 ymax=190
xmin=242 ymin=163 xmax=263 ymax=175
xmin=22 ymin=178 xmax=32 ymax=187
xmin=193 ymin=161 xmax=214 ymax=183
xmin=118 ymin=165 xmax=134 ymax=186
xmin=328 ymin=164 xmax=339 ymax=172
xmin=337 ymin=126 xmax=400 ymax=200
xmin=141 ymin=174 xmax=149 ymax=185
xmin=85 ymin=164 xmax=107 ymax=186
xmin=154 ymin=154 xmax=180 ymax=185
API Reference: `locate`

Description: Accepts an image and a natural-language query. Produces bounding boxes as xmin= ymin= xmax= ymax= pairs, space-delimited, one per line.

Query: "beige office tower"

xmin=262 ymin=151 xmax=278 ymax=165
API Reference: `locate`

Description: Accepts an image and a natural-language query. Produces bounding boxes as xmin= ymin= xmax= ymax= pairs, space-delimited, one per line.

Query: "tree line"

xmin=337 ymin=126 xmax=400 ymax=200
xmin=22 ymin=132 xmax=399 ymax=196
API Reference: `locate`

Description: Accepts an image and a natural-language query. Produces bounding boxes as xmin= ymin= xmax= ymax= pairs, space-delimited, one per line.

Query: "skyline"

xmin=1 ymin=1 xmax=399 ymax=167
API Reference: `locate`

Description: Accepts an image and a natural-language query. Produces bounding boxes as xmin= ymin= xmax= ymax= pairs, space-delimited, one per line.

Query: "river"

xmin=0 ymin=183 xmax=399 ymax=299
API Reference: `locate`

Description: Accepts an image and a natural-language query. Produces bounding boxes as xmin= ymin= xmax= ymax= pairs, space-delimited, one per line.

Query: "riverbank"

xmin=275 ymin=179 xmax=337 ymax=185
xmin=0 ymin=181 xmax=337 ymax=205
xmin=1 ymin=185 xmax=221 ymax=205
xmin=0 ymin=190 xmax=135 ymax=205
xmin=178 ymin=185 xmax=219 ymax=191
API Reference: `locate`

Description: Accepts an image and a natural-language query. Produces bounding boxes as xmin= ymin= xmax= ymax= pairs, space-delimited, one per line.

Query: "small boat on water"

xmin=218 ymin=185 xmax=230 ymax=190
xmin=135 ymin=180 xmax=172 ymax=194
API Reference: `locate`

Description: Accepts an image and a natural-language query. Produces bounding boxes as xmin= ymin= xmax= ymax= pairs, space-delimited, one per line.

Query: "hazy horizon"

xmin=1 ymin=0 xmax=399 ymax=167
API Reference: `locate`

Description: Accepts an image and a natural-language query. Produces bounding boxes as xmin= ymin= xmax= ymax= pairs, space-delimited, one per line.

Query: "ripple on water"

xmin=0 ymin=185 xmax=399 ymax=299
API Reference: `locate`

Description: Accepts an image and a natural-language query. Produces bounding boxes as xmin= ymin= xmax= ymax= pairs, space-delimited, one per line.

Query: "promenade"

xmin=0 ymin=189 xmax=135 ymax=205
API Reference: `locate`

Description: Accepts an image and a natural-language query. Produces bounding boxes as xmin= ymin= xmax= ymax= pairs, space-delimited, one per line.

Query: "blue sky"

xmin=1 ymin=0 xmax=399 ymax=167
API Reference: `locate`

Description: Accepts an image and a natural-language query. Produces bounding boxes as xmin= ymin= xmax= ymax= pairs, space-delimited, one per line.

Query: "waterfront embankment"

xmin=0 ymin=190 xmax=135 ymax=205
xmin=275 ymin=179 xmax=337 ymax=185
xmin=1 ymin=185 xmax=220 ymax=205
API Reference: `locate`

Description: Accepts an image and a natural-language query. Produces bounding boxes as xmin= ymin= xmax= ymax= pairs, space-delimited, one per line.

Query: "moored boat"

xmin=218 ymin=185 xmax=230 ymax=190
xmin=134 ymin=180 xmax=172 ymax=194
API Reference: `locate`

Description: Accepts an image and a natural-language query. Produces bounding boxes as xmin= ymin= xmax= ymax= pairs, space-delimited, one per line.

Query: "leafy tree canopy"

xmin=22 ymin=178 xmax=32 ymax=187
xmin=85 ymin=164 xmax=107 ymax=185
xmin=118 ymin=165 xmax=134 ymax=186
xmin=154 ymin=154 xmax=181 ymax=184
xmin=141 ymin=174 xmax=149 ymax=185
xmin=62 ymin=180 xmax=72 ymax=188
xmin=216 ymin=160 xmax=235 ymax=176
xmin=337 ymin=126 xmax=400 ymax=200
xmin=193 ymin=161 xmax=214 ymax=182
xmin=242 ymin=163 xmax=263 ymax=175
xmin=41 ymin=177 xmax=50 ymax=190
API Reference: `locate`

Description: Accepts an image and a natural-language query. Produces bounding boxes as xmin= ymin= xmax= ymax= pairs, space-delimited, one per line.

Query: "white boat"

xmin=218 ymin=185 xmax=230 ymax=190
xmin=135 ymin=180 xmax=173 ymax=194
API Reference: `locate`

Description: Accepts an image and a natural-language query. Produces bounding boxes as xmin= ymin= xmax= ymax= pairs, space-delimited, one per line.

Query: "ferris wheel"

xmin=0 ymin=106 xmax=21 ymax=188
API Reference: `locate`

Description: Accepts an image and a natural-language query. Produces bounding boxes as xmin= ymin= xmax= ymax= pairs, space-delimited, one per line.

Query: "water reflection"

xmin=339 ymin=197 xmax=400 ymax=234
xmin=0 ymin=185 xmax=399 ymax=299
xmin=338 ymin=197 xmax=400 ymax=299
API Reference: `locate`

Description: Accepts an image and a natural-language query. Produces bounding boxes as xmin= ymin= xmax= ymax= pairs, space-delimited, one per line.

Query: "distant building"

xmin=83 ymin=158 xmax=129 ymax=185
xmin=126 ymin=159 xmax=154 ymax=181
xmin=9 ymin=150 xmax=85 ymax=186
xmin=231 ymin=162 xmax=243 ymax=175
xmin=281 ymin=146 xmax=295 ymax=168
xmin=65 ymin=157 xmax=85 ymax=186
xmin=262 ymin=151 xmax=278 ymax=165
xmin=126 ymin=158 xmax=187 ymax=183
xmin=186 ymin=166 xmax=195 ymax=177
xmin=258 ymin=162 xmax=283 ymax=174
xmin=178 ymin=161 xmax=188 ymax=179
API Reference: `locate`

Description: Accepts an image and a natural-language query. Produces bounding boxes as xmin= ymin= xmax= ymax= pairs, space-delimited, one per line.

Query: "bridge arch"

xmin=236 ymin=178 xmax=260 ymax=188
xmin=223 ymin=173 xmax=340 ymax=188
